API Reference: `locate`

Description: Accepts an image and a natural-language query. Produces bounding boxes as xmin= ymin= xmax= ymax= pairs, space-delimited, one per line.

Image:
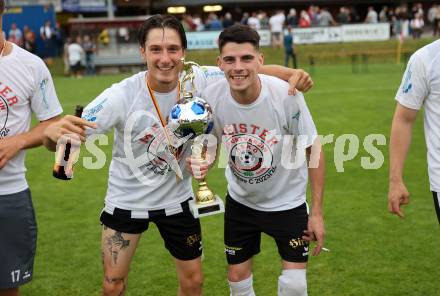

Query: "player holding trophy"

xmin=187 ymin=24 xmax=326 ymax=296
xmin=43 ymin=15 xmax=314 ymax=296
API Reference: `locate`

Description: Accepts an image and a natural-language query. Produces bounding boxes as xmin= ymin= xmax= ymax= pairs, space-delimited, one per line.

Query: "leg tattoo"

xmin=105 ymin=232 xmax=130 ymax=264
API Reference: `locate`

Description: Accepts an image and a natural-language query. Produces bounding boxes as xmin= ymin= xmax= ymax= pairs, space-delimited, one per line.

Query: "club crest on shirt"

xmin=137 ymin=122 xmax=185 ymax=176
xmin=224 ymin=133 xmax=276 ymax=185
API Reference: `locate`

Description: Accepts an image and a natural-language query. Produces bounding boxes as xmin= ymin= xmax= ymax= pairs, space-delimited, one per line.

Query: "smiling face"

xmin=217 ymin=42 xmax=263 ymax=103
xmin=140 ymin=27 xmax=184 ymax=93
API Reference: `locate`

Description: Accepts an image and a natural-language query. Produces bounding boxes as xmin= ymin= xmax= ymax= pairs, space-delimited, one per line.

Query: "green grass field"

xmin=21 ymin=39 xmax=439 ymax=296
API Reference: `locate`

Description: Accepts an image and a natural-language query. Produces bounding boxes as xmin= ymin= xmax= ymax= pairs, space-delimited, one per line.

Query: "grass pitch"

xmin=21 ymin=40 xmax=439 ymax=295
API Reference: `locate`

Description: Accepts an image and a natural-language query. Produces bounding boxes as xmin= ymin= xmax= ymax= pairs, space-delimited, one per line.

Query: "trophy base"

xmin=189 ymin=195 xmax=225 ymax=218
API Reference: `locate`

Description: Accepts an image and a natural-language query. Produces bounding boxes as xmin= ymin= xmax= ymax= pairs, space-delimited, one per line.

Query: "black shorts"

xmin=70 ymin=61 xmax=81 ymax=73
xmin=0 ymin=189 xmax=37 ymax=289
xmin=100 ymin=199 xmax=202 ymax=261
xmin=432 ymin=192 xmax=440 ymax=224
xmin=224 ymin=194 xmax=309 ymax=265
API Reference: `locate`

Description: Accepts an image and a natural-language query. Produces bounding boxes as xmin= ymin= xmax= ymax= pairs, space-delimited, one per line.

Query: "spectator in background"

xmin=348 ymin=6 xmax=360 ymax=23
xmin=222 ymin=12 xmax=234 ymax=28
xmin=205 ymin=13 xmax=223 ymax=31
xmin=40 ymin=20 xmax=55 ymax=64
xmin=99 ymin=28 xmax=109 ymax=46
xmin=83 ymin=35 xmax=96 ymax=76
xmin=365 ymin=6 xmax=378 ymax=23
xmin=411 ymin=12 xmax=424 ymax=39
xmin=269 ymin=9 xmax=285 ymax=48
xmin=259 ymin=11 xmax=269 ymax=29
xmin=193 ymin=14 xmax=204 ymax=31
xmin=286 ymin=8 xmax=298 ymax=27
xmin=284 ymin=25 xmax=297 ymax=69
xmin=337 ymin=7 xmax=350 ymax=24
xmin=247 ymin=12 xmax=261 ymax=30
xmin=181 ymin=14 xmax=196 ymax=32
xmin=435 ymin=5 xmax=440 ymax=37
xmin=67 ymin=36 xmax=84 ymax=79
xmin=63 ymin=37 xmax=71 ymax=76
xmin=54 ymin=22 xmax=65 ymax=57
xmin=299 ymin=10 xmax=311 ymax=28
xmin=392 ymin=8 xmax=403 ymax=37
xmin=318 ymin=7 xmax=336 ymax=26
xmin=23 ymin=26 xmax=36 ymax=54
xmin=118 ymin=27 xmax=130 ymax=42
xmin=411 ymin=2 xmax=424 ymax=20
xmin=308 ymin=5 xmax=319 ymax=26
xmin=428 ymin=4 xmax=437 ymax=34
xmin=7 ymin=23 xmax=22 ymax=46
xmin=241 ymin=12 xmax=250 ymax=26
xmin=379 ymin=6 xmax=390 ymax=22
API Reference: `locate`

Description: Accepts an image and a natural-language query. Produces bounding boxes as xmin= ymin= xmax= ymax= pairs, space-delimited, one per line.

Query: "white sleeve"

xmin=192 ymin=66 xmax=225 ymax=91
xmin=30 ymin=60 xmax=63 ymax=121
xmin=288 ymin=94 xmax=317 ymax=149
xmin=82 ymin=86 xmax=125 ymax=135
xmin=395 ymin=51 xmax=428 ymax=110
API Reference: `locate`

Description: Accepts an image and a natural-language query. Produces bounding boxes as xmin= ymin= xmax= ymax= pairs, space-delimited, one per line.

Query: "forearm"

xmin=15 ymin=118 xmax=59 ymax=151
xmin=389 ymin=116 xmax=413 ymax=183
xmin=307 ymin=149 xmax=325 ymax=216
xmin=260 ymin=64 xmax=296 ymax=80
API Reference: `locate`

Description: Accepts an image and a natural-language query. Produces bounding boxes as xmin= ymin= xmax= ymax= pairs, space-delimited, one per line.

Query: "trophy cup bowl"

xmin=169 ymin=97 xmax=213 ymax=140
xmin=169 ymin=85 xmax=224 ymax=218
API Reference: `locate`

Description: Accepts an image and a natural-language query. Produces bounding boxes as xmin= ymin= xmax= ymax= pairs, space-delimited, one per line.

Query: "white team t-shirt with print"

xmin=82 ymin=66 xmax=225 ymax=216
xmin=203 ymin=74 xmax=318 ymax=211
xmin=0 ymin=44 xmax=63 ymax=195
xmin=395 ymin=39 xmax=440 ymax=192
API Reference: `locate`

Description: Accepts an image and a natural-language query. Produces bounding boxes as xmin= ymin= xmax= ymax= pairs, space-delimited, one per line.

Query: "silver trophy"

xmin=169 ymin=59 xmax=224 ymax=218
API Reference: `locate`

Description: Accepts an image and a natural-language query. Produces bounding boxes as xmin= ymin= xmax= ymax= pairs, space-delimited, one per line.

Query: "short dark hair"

xmin=218 ymin=24 xmax=260 ymax=52
xmin=138 ymin=14 xmax=187 ymax=49
xmin=0 ymin=0 xmax=4 ymax=15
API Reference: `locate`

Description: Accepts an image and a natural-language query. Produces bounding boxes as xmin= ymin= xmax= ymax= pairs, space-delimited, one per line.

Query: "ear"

xmin=217 ymin=55 xmax=223 ymax=70
xmin=140 ymin=46 xmax=146 ymax=63
xmin=259 ymin=52 xmax=264 ymax=65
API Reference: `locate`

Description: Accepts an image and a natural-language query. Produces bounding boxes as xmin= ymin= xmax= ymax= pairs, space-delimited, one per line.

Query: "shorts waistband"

xmin=103 ymin=198 xmax=192 ymax=219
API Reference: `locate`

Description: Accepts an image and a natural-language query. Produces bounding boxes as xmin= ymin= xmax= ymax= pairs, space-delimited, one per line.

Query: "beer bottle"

xmin=53 ymin=105 xmax=84 ymax=180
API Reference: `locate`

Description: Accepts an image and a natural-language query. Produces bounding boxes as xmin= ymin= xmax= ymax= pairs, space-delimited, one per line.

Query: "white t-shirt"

xmin=82 ymin=66 xmax=225 ymax=216
xmin=40 ymin=25 xmax=52 ymax=39
xmin=0 ymin=44 xmax=63 ymax=195
xmin=395 ymin=39 xmax=440 ymax=192
xmin=366 ymin=10 xmax=378 ymax=23
xmin=269 ymin=13 xmax=286 ymax=33
xmin=67 ymin=43 xmax=84 ymax=65
xmin=247 ymin=16 xmax=261 ymax=30
xmin=203 ymin=75 xmax=317 ymax=211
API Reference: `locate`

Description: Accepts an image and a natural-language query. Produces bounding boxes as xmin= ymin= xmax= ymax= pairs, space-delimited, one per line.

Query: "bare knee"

xmin=228 ymin=268 xmax=252 ymax=283
xmin=102 ymin=276 xmax=126 ymax=296
xmin=179 ymin=270 xmax=203 ymax=294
